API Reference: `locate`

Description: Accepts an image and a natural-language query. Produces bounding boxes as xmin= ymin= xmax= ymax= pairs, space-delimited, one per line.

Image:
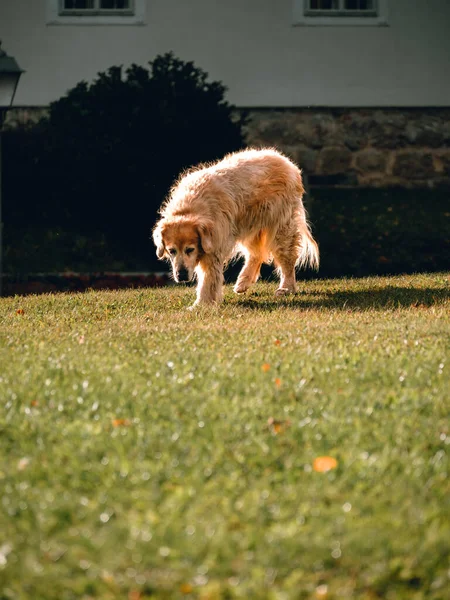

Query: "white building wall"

xmin=1 ymin=0 xmax=450 ymax=107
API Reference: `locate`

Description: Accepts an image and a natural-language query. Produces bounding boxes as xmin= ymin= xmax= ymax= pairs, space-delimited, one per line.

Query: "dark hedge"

xmin=3 ymin=52 xmax=247 ymax=259
xmin=4 ymin=188 xmax=449 ymax=277
xmin=308 ymin=187 xmax=449 ymax=278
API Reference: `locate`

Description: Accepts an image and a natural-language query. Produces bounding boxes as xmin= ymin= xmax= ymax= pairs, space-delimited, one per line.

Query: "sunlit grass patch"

xmin=0 ymin=273 xmax=449 ymax=599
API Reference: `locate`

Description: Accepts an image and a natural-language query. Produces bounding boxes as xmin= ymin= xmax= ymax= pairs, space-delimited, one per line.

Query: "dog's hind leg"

xmin=271 ymin=224 xmax=300 ymax=296
xmin=234 ymin=254 xmax=262 ymax=294
xmin=234 ymin=231 xmax=266 ymax=294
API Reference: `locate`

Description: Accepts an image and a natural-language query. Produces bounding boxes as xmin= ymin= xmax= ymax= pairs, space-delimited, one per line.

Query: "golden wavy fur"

xmin=153 ymin=148 xmax=319 ymax=307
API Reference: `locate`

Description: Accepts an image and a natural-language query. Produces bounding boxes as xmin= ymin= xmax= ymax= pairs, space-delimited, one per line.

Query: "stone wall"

xmin=6 ymin=106 xmax=450 ymax=188
xmin=242 ymin=108 xmax=450 ymax=189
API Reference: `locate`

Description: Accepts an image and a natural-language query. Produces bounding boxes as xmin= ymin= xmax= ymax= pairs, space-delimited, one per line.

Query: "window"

xmin=47 ymin=0 xmax=145 ymax=24
xmin=293 ymin=0 xmax=388 ymax=26
xmin=306 ymin=0 xmax=377 ymax=16
xmin=60 ymin=0 xmax=133 ymax=16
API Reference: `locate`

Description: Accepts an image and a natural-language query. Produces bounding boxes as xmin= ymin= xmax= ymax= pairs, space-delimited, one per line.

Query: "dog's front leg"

xmin=193 ymin=256 xmax=224 ymax=307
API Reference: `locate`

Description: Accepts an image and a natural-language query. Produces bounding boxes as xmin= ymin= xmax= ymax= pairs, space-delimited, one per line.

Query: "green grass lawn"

xmin=1 ymin=273 xmax=449 ymax=600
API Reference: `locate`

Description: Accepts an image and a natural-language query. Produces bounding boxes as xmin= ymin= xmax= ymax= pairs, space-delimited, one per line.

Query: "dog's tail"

xmin=298 ymin=226 xmax=320 ymax=270
xmin=297 ymin=210 xmax=320 ymax=271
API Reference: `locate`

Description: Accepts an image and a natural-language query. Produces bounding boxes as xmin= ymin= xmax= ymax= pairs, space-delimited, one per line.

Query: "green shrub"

xmin=310 ymin=187 xmax=450 ymax=277
xmin=3 ymin=52 xmax=247 ymax=257
xmin=4 ymin=188 xmax=449 ymax=277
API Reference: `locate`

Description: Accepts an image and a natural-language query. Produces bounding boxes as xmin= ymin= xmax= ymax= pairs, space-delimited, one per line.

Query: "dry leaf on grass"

xmin=267 ymin=417 xmax=291 ymax=435
xmin=112 ymin=418 xmax=131 ymax=427
xmin=313 ymin=456 xmax=338 ymax=472
xmin=315 ymin=583 xmax=329 ymax=598
xmin=17 ymin=457 xmax=30 ymax=470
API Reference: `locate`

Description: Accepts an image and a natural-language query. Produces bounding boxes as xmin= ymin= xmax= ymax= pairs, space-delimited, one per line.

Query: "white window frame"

xmin=293 ymin=0 xmax=389 ymax=26
xmin=46 ymin=0 xmax=146 ymax=25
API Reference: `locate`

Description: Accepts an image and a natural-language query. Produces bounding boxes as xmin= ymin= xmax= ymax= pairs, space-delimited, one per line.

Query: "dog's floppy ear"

xmin=197 ymin=220 xmax=215 ymax=254
xmin=152 ymin=222 xmax=166 ymax=258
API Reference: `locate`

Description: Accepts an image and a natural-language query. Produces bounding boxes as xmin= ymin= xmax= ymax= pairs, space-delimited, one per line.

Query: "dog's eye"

xmin=168 ymin=248 xmax=177 ymax=256
xmin=185 ymin=248 xmax=195 ymax=256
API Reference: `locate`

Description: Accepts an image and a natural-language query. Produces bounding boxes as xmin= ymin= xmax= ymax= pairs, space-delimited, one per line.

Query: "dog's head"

xmin=152 ymin=217 xmax=214 ymax=283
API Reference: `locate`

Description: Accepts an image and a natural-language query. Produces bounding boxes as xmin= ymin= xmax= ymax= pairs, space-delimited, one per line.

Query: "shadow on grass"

xmin=237 ymin=286 xmax=450 ymax=312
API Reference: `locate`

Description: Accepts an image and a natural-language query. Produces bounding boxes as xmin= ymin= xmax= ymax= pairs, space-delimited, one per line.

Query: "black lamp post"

xmin=0 ymin=41 xmax=23 ymax=296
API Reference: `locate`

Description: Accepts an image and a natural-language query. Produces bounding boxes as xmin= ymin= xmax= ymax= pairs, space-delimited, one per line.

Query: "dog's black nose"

xmin=177 ymin=268 xmax=189 ymax=282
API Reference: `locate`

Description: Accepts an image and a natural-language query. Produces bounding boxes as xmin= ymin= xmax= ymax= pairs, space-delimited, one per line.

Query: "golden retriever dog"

xmin=152 ymin=148 xmax=319 ymax=307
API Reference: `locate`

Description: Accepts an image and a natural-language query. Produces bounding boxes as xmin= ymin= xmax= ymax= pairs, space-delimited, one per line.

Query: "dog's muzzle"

xmin=176 ymin=267 xmax=190 ymax=283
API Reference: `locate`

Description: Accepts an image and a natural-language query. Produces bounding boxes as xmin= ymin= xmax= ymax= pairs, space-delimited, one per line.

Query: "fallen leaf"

xmin=262 ymin=363 xmax=271 ymax=372
xmin=315 ymin=583 xmax=329 ymax=598
xmin=31 ymin=400 xmax=39 ymax=407
xmin=180 ymin=583 xmax=193 ymax=594
xmin=18 ymin=457 xmax=30 ymax=470
xmin=112 ymin=418 xmax=131 ymax=428
xmin=267 ymin=417 xmax=291 ymax=435
xmin=128 ymin=591 xmax=141 ymax=600
xmin=313 ymin=456 xmax=338 ymax=472
xmin=100 ymin=570 xmax=117 ymax=588
xmin=16 ymin=309 xmax=24 ymax=315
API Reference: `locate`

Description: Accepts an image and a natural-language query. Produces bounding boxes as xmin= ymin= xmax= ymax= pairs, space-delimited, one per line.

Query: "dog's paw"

xmin=234 ymin=281 xmax=250 ymax=294
xmin=275 ymin=287 xmax=296 ymax=296
xmin=188 ymin=300 xmax=221 ymax=310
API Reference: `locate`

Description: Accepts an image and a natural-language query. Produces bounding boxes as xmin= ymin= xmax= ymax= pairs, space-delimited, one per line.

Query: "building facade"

xmin=2 ymin=0 xmax=450 ymax=187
